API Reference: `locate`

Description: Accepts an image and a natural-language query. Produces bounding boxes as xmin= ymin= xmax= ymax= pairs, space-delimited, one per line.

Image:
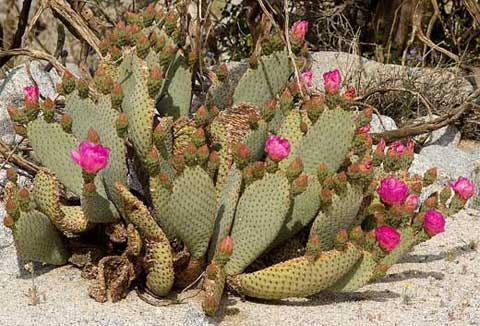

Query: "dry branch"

xmin=0 ymin=48 xmax=72 ymax=77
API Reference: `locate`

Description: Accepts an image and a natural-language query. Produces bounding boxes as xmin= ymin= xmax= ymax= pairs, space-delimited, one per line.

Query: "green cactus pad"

xmin=154 ymin=117 xmax=174 ymax=161
xmin=157 ymin=54 xmax=192 ymax=118
xmin=13 ymin=210 xmax=69 ymax=265
xmin=208 ymin=166 xmax=242 ymax=261
xmin=381 ymin=227 xmax=418 ymax=268
xmin=310 ymin=184 xmax=364 ymax=251
xmin=32 ymin=170 xmax=90 ymax=234
xmin=278 ymin=110 xmax=309 ymax=170
xmin=66 ymin=93 xmax=128 ymax=214
xmin=233 ymin=49 xmax=292 ymax=108
xmin=226 ymin=173 xmax=291 ymax=275
xmin=27 ymin=119 xmax=82 ymax=194
xmin=242 ymin=120 xmax=268 ymax=161
xmin=207 ymin=62 xmax=249 ymax=110
xmin=145 ymin=240 xmax=175 ymax=297
xmin=229 ymin=243 xmax=361 ymax=299
xmin=168 ymin=166 xmax=217 ymax=259
xmin=203 ymin=266 xmax=226 ymax=316
xmin=149 ymin=175 xmax=175 ymax=239
xmin=285 ymin=109 xmax=355 ymax=174
xmin=275 ymin=177 xmax=321 ymax=245
xmin=118 ymin=50 xmax=155 ymax=160
xmin=331 ymin=251 xmax=376 ymax=292
xmin=210 ymin=119 xmax=230 ymax=191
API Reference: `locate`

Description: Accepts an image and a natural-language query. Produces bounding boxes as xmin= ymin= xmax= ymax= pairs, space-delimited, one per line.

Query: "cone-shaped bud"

xmin=60 ymin=113 xmax=73 ymax=133
xmin=156 ymin=8 xmax=165 ymax=22
xmin=87 ymin=128 xmax=101 ymax=144
xmin=373 ymin=263 xmax=390 ymax=279
xmin=317 ymin=162 xmax=330 ymax=183
xmin=110 ymin=46 xmax=122 ymax=62
xmin=218 ymin=236 xmax=233 ymax=257
xmin=126 ymin=12 xmax=142 ymax=26
xmin=191 ymin=128 xmax=206 ymax=147
xmin=109 ymin=83 xmax=124 ymax=110
xmin=95 ymin=71 xmax=114 ymax=95
xmin=99 ymin=38 xmax=111 ymax=56
xmin=439 ymin=186 xmax=452 ymax=204
xmin=299 ymin=121 xmax=308 ymax=134
xmin=423 ymin=167 xmax=437 ymax=186
xmin=136 ymin=32 xmax=150 ymax=59
xmin=6 ymin=168 xmax=17 ymax=183
xmin=164 ymin=12 xmax=177 ymax=34
xmin=146 ymin=147 xmax=161 ymax=175
xmin=116 ymin=112 xmax=129 ymax=138
xmin=233 ymin=143 xmax=251 ymax=169
xmin=159 ymin=45 xmax=177 ymax=66
xmin=286 ymin=157 xmax=304 ymax=182
xmin=196 ymin=144 xmax=210 ymax=165
xmin=56 ymin=82 xmax=65 ymax=96
xmin=77 ymin=79 xmax=89 ymax=98
xmin=261 ymin=99 xmax=277 ymax=122
xmin=5 ymin=198 xmax=17 ymax=218
xmin=319 ymin=188 xmax=333 ymax=207
xmin=409 ymin=175 xmax=423 ymax=194
xmin=62 ymin=70 xmax=76 ymax=94
xmin=216 ymin=63 xmax=228 ymax=82
xmin=3 ymin=215 xmax=14 ymax=228
xmin=349 ymin=225 xmax=363 ymax=242
xmin=83 ymin=182 xmax=96 ymax=194
xmin=373 ymin=138 xmax=386 ymax=166
xmin=42 ymin=97 xmax=55 ymax=123
xmin=125 ymin=24 xmax=141 ymax=44
xmin=207 ymin=151 xmax=220 ymax=177
xmin=333 ymin=172 xmax=348 ymax=194
xmin=292 ymin=174 xmax=308 ymax=195
xmin=7 ymin=106 xmax=26 ymax=124
xmin=158 ymin=171 xmax=172 ymax=190
xmin=334 ymin=229 xmax=348 ymax=250
xmin=147 ymin=66 xmax=164 ymax=98
xmin=423 ymin=193 xmax=438 ymax=209
xmin=247 ymin=111 xmax=259 ymax=129
xmin=242 ymin=164 xmax=255 ymax=185
xmin=357 ymin=106 xmax=374 ymax=126
xmin=17 ymin=187 xmax=31 ymax=211
xmin=205 ymin=263 xmax=218 ymax=280
xmin=184 ymin=142 xmax=197 ymax=166
xmin=303 ymin=95 xmax=325 ymax=124
xmin=143 ymin=3 xmax=156 ymax=26
xmin=209 ymin=106 xmax=220 ymax=121
xmin=280 ymin=88 xmax=293 ymax=111
xmin=249 ymin=53 xmax=258 ymax=69
xmin=171 ymin=154 xmax=185 ymax=173
xmin=252 ymin=161 xmax=265 ymax=180
xmin=195 ymin=105 xmax=209 ymax=126
xmin=13 ymin=124 xmax=27 ymax=137
xmin=305 ymin=233 xmax=321 ymax=259
xmin=114 ymin=21 xmax=127 ymax=45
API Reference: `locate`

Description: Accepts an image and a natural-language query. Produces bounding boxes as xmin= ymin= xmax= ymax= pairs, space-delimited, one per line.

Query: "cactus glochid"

xmin=3 ymin=3 xmax=474 ymax=317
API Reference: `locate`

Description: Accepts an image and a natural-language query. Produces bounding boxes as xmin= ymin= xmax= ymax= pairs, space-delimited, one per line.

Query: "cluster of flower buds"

xmin=383 ymin=139 xmax=415 ymax=171
xmin=94 ymin=66 xmax=114 ymax=95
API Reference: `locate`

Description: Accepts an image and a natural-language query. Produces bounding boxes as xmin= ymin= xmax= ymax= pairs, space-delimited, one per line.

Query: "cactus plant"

xmin=3 ymin=5 xmax=475 ymax=318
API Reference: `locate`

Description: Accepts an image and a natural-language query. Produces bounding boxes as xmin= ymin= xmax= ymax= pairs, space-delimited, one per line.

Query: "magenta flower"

xmin=404 ymin=194 xmax=419 ymax=213
xmin=449 ymin=177 xmax=476 ymax=200
xmin=323 ymin=69 xmax=342 ymax=95
xmin=423 ymin=209 xmax=445 ymax=236
xmin=356 ymin=124 xmax=371 ymax=134
xmin=23 ymin=85 xmax=39 ymax=108
xmin=265 ymin=135 xmax=290 ymax=162
xmin=291 ymin=20 xmax=308 ymax=43
xmin=387 ymin=140 xmax=406 ymax=155
xmin=375 ymin=225 xmax=401 ymax=252
xmin=377 ymin=177 xmax=409 ymax=205
xmin=301 ymin=70 xmax=313 ymax=88
xmin=71 ymin=141 xmax=110 ymax=174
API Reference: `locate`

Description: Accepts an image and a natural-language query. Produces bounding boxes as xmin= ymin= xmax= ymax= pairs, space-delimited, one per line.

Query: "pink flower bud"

xmin=375 ymin=225 xmax=401 ymax=252
xmin=449 ymin=177 xmax=476 ymax=200
xmin=404 ymin=194 xmax=419 ymax=213
xmin=355 ymin=124 xmax=371 ymax=134
xmin=218 ymin=236 xmax=233 ymax=257
xmin=387 ymin=140 xmax=406 ymax=155
xmin=423 ymin=209 xmax=445 ymax=236
xmin=291 ymin=20 xmax=308 ymax=43
xmin=70 ymin=141 xmax=110 ymax=174
xmin=23 ymin=85 xmax=39 ymax=108
xmin=377 ymin=177 xmax=409 ymax=205
xmin=343 ymin=85 xmax=356 ymax=100
xmin=265 ymin=135 xmax=290 ymax=162
xmin=375 ymin=138 xmax=386 ymax=154
xmin=323 ymin=69 xmax=342 ymax=95
xmin=301 ymin=69 xmax=313 ymax=88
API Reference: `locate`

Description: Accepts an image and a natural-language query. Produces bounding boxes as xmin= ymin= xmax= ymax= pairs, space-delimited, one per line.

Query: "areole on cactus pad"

xmin=3 ymin=4 xmax=476 ymax=317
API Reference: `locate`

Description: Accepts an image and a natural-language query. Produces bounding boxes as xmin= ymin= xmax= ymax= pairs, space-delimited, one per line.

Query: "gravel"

xmin=1 ymin=209 xmax=479 ymax=326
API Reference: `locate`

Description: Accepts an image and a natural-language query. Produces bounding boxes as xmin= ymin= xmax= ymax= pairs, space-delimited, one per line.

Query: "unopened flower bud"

xmin=207 ymin=151 xmax=220 ymax=177
xmin=349 ymin=225 xmax=363 ymax=242
xmin=111 ymin=83 xmax=124 ymax=110
xmin=317 ymin=162 xmax=330 ymax=183
xmin=77 ymin=79 xmax=89 ymax=98
xmin=184 ymin=142 xmax=197 ymax=166
xmin=247 ymin=112 xmax=259 ymax=129
xmin=423 ymin=193 xmax=438 ymax=209
xmin=13 ymin=124 xmax=27 ymax=137
xmin=146 ymin=147 xmax=161 ymax=175
xmin=147 ymin=66 xmax=164 ymax=98
xmin=205 ymin=263 xmax=218 ymax=280
xmin=218 ymin=236 xmax=233 ymax=257
xmin=5 ymin=198 xmax=17 ymax=218
xmin=319 ymin=188 xmax=333 ymax=206
xmin=300 ymin=121 xmax=308 ymax=134
xmin=440 ymin=186 xmax=452 ymax=204
xmin=7 ymin=106 xmax=26 ymax=124
xmin=62 ymin=70 xmax=76 ymax=95
xmin=171 ymin=154 xmax=185 ymax=173
xmin=286 ymin=157 xmax=304 ymax=182
xmin=292 ymin=174 xmax=308 ymax=195
xmin=6 ymin=168 xmax=17 ymax=183
xmin=143 ymin=3 xmax=156 ymax=26
xmin=60 ymin=113 xmax=73 ymax=133
xmin=196 ymin=144 xmax=210 ymax=165
xmin=195 ymin=105 xmax=209 ymax=126
xmin=83 ymin=182 xmax=96 ymax=194
xmin=262 ymin=99 xmax=277 ymax=122
xmin=305 ymin=233 xmax=321 ymax=258
xmin=423 ymin=167 xmax=437 ymax=186
xmin=216 ymin=63 xmax=228 ymax=82
xmin=249 ymin=53 xmax=258 ymax=69
xmin=150 ymin=32 xmax=166 ymax=52
xmin=136 ymin=33 xmax=150 ymax=59
xmin=191 ymin=128 xmax=206 ymax=147
xmin=17 ymin=187 xmax=31 ymax=211
xmin=3 ymin=215 xmax=14 ymax=228
xmin=42 ymin=98 xmax=55 ymax=122
xmin=233 ymin=143 xmax=251 ymax=169
xmin=116 ymin=112 xmax=129 ymax=138
xmin=87 ymin=128 xmax=101 ymax=144
xmin=159 ymin=45 xmax=176 ymax=67
xmin=334 ymin=229 xmax=349 ymax=250
xmin=158 ymin=172 xmax=172 ymax=190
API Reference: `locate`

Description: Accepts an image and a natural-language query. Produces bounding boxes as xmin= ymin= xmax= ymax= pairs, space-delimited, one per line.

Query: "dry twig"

xmin=0 ymin=48 xmax=72 ymax=77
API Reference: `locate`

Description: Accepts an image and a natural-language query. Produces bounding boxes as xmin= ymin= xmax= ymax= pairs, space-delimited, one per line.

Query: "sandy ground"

xmin=1 ymin=209 xmax=479 ymax=326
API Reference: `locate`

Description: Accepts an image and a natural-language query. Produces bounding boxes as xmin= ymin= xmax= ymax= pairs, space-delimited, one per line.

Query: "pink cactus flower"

xmin=344 ymin=85 xmax=356 ymax=100
xmin=265 ymin=135 xmax=290 ymax=162
xmin=23 ymin=85 xmax=39 ymax=108
xmin=323 ymin=69 xmax=342 ymax=95
xmin=404 ymin=194 xmax=419 ymax=213
xmin=301 ymin=70 xmax=313 ymax=88
xmin=71 ymin=141 xmax=110 ymax=174
xmin=375 ymin=225 xmax=401 ymax=252
xmin=291 ymin=20 xmax=309 ymax=43
xmin=387 ymin=140 xmax=406 ymax=155
xmin=423 ymin=209 xmax=445 ymax=236
xmin=356 ymin=124 xmax=371 ymax=134
xmin=449 ymin=177 xmax=476 ymax=200
xmin=377 ymin=176 xmax=409 ymax=205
